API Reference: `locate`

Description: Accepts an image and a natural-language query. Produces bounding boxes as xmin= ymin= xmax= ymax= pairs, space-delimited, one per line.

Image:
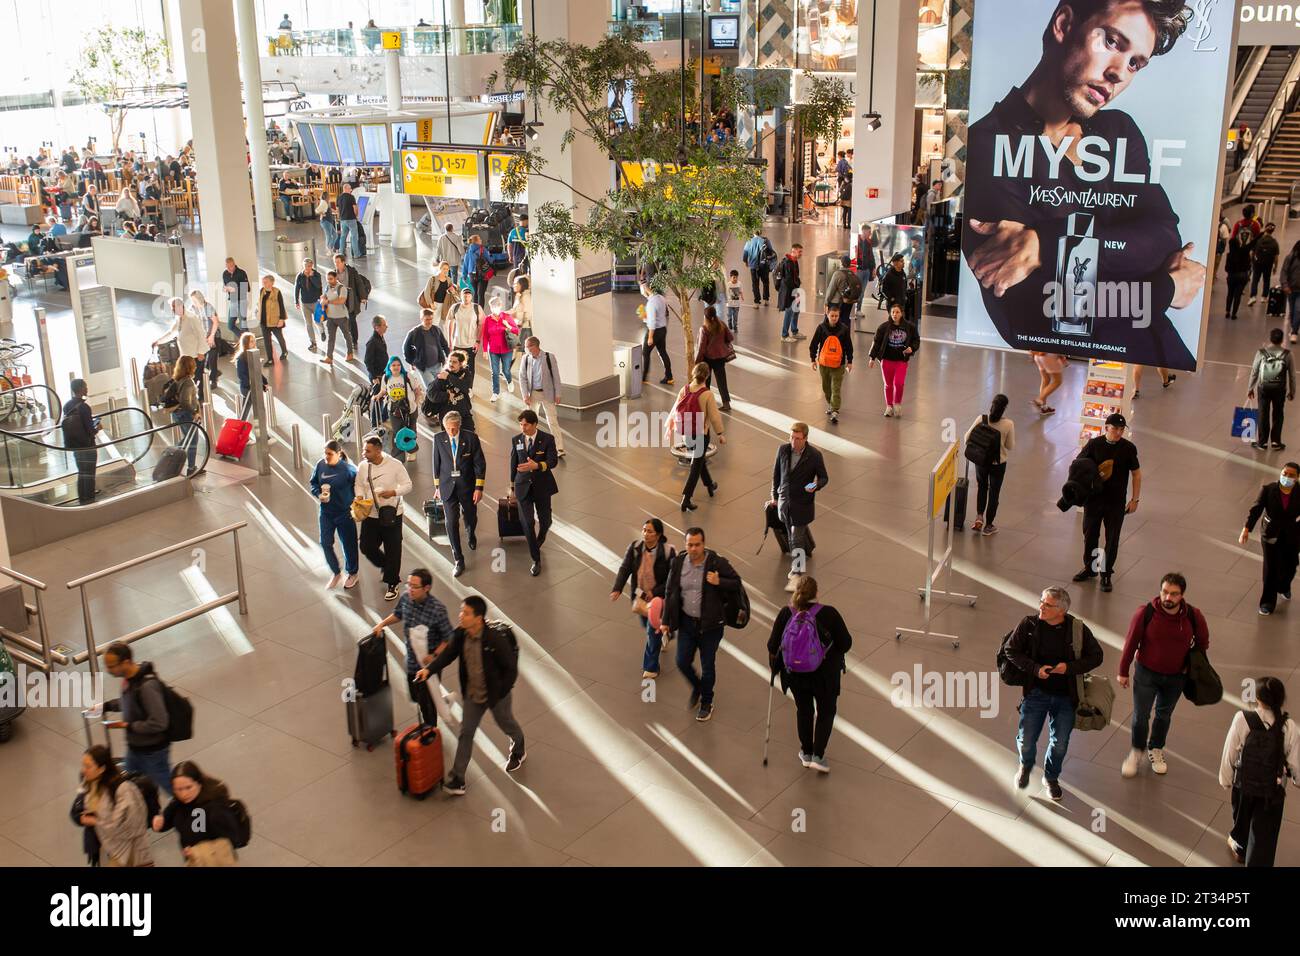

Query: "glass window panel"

xmin=335 ymin=124 xmax=363 ymax=164
xmin=361 ymin=124 xmax=390 ymax=164
xmin=313 ymin=124 xmax=340 ymax=164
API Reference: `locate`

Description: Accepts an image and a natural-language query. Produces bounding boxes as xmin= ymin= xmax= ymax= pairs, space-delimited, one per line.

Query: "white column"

xmin=448 ymin=0 xmax=467 ymax=54
xmin=234 ymin=0 xmax=275 ymax=232
xmin=161 ymin=0 xmax=187 ymax=153
xmin=385 ymin=49 xmax=403 ymax=111
xmin=850 ymin=0 xmax=918 ymax=227
xmin=524 ymin=0 xmax=619 ymax=411
xmin=179 ymin=0 xmax=259 ymax=299
xmin=385 ymin=38 xmax=413 ymax=245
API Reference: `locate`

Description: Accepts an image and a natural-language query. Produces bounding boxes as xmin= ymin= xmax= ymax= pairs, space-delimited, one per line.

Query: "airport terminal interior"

xmin=2 ymin=0 xmax=1300 ymax=872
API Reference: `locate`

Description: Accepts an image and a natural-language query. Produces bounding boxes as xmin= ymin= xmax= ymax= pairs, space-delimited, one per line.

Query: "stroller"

xmin=331 ymin=383 xmax=373 ymax=445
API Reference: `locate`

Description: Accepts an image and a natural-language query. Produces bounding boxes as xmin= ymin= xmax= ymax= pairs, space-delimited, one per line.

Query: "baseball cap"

xmin=1105 ymin=413 xmax=1127 ymax=429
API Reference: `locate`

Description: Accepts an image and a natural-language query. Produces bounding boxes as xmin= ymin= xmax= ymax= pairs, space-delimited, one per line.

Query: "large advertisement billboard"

xmin=956 ymin=1 xmax=1237 ymax=371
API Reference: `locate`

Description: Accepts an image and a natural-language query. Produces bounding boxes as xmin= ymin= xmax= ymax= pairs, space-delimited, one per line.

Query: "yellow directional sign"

xmin=931 ymin=443 xmax=958 ymax=518
xmin=488 ymin=153 xmax=527 ymax=203
xmin=417 ymin=118 xmax=433 ymax=143
xmin=382 ymin=30 xmax=403 ymax=50
xmin=398 ymin=149 xmax=481 ymax=200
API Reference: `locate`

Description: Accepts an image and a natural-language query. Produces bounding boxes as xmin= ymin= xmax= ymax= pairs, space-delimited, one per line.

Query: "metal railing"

xmin=0 ymin=566 xmax=62 ymax=673
xmin=1226 ymin=51 xmax=1300 ymax=201
xmin=69 ymin=522 xmax=249 ymax=674
xmin=264 ymin=24 xmax=523 ymax=57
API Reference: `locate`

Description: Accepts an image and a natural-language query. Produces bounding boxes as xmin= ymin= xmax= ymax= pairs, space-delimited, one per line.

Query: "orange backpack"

xmin=818 ymin=333 xmax=844 ymax=369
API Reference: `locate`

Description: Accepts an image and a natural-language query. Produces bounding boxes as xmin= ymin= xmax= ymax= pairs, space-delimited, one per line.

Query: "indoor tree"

xmin=69 ymin=27 xmax=171 ymax=154
xmin=490 ymin=31 xmax=771 ymax=367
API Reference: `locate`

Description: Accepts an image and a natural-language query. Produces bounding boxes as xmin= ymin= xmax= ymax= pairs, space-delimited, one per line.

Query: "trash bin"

xmin=614 ymin=341 xmax=643 ymax=399
xmin=274 ymin=237 xmax=316 ymax=277
xmin=814 ymin=250 xmax=849 ymax=311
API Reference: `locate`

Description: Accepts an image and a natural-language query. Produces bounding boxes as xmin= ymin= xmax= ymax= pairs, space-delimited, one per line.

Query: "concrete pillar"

xmin=850 ymin=0 xmax=918 ymax=227
xmin=385 ymin=48 xmax=403 ymax=111
xmin=448 ymin=0 xmax=467 ymax=55
xmin=161 ymin=0 xmax=187 ymax=153
xmin=234 ymin=0 xmax=275 ymax=232
xmin=524 ymin=0 xmax=619 ymax=414
xmin=178 ymin=0 xmax=259 ymax=301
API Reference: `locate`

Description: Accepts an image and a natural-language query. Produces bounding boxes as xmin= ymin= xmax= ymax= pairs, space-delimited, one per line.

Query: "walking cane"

xmin=762 ymin=673 xmax=775 ymax=766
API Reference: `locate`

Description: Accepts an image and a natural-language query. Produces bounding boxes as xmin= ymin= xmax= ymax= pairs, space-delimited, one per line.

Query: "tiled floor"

xmin=1 ymin=209 xmax=1297 ymax=867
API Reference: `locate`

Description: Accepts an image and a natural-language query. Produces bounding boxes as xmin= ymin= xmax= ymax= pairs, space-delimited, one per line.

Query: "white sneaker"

xmin=1148 ymin=748 xmax=1168 ymax=775
xmin=883 ymin=406 xmax=894 ymax=418
xmin=1121 ymin=748 xmax=1141 ymax=778
xmin=893 ymin=407 xmax=902 ymax=418
xmin=1248 ymin=297 xmax=1257 ymax=306
xmin=343 ymin=574 xmax=359 ymax=589
xmin=490 ymin=392 xmax=499 ymax=403
xmin=326 ymin=572 xmax=343 ymax=589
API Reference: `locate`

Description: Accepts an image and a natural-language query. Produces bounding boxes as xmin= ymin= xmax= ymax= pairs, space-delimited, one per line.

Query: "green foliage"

xmin=69 ymin=27 xmax=171 ymax=151
xmin=793 ymin=72 xmax=853 ymax=145
xmin=489 ymin=31 xmax=767 ymax=364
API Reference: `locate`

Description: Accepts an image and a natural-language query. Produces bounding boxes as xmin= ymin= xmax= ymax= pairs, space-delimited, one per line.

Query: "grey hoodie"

xmin=106 ymin=662 xmax=171 ymax=753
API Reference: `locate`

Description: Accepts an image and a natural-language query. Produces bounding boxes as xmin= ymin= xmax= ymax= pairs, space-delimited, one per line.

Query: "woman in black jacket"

xmin=868 ymin=303 xmax=920 ymax=418
xmin=610 ymin=518 xmax=677 ymax=679
xmin=153 ymin=761 xmax=243 ymax=866
xmin=1225 ymin=229 xmax=1255 ymax=320
xmin=767 ymin=577 xmax=852 ymax=773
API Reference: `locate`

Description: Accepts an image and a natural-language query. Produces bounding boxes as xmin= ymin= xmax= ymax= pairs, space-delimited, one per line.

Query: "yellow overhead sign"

xmin=398 ymin=149 xmax=481 ymax=200
xmin=417 ymin=118 xmax=433 ymax=143
xmin=382 ymin=30 xmax=403 ymax=50
xmin=488 ymin=153 xmax=527 ymax=204
xmin=931 ymin=443 xmax=958 ymax=518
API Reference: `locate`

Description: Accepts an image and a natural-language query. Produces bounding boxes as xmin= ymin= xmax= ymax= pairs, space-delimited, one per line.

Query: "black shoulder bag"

xmin=368 ymin=464 xmax=400 ymax=528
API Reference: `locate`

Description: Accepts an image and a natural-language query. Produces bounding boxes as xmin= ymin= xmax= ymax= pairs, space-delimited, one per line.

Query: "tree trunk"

xmin=676 ymin=293 xmax=695 ymax=370
xmin=111 ymin=110 xmax=126 ymax=154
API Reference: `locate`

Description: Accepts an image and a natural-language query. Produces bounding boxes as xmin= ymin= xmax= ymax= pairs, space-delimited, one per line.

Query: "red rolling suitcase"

xmin=216 ymin=418 xmax=252 ymax=458
xmin=395 ymin=721 xmax=444 ymax=799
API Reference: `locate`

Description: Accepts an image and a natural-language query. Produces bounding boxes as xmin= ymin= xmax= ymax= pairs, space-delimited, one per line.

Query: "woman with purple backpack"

xmin=766 ymin=576 xmax=853 ymax=773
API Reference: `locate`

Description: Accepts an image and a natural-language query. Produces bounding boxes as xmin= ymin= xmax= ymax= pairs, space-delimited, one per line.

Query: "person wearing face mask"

xmin=1240 ymin=462 xmax=1300 ymax=616
xmin=1073 ymin=413 xmax=1141 ymax=593
xmin=1117 ymin=572 xmax=1209 ymax=778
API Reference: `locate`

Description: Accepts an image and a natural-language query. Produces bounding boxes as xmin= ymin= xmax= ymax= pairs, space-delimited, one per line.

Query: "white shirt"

xmin=446 ymin=303 xmax=482 ymax=349
xmin=1218 ymin=707 xmax=1300 ymax=789
xmin=644 ymin=294 xmax=668 ymax=331
xmin=353 ymin=454 xmax=413 ymax=516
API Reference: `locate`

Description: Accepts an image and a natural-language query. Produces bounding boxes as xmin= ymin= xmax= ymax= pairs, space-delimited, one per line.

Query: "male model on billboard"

xmin=962 ymin=0 xmax=1210 ymax=370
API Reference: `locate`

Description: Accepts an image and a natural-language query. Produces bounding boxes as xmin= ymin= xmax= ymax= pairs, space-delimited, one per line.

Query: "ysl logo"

xmin=1072 ymin=257 xmax=1091 ymax=286
xmin=1190 ymin=0 xmax=1218 ymax=52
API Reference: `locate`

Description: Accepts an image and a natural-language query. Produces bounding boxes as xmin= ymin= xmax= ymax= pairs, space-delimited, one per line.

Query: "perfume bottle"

xmin=1052 ymin=212 xmax=1098 ymax=336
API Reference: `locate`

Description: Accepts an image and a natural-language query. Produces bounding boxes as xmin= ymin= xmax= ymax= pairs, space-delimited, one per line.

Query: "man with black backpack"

xmin=660 ymin=527 xmax=743 ymax=722
xmin=999 ymin=586 xmax=1104 ymax=801
xmin=824 ymin=256 xmax=861 ymax=318
xmin=333 ymin=252 xmax=370 ymax=358
xmin=741 ymin=229 xmax=775 ymax=306
xmin=1247 ymin=328 xmax=1296 ymax=452
xmin=417 ymin=594 xmax=525 ymax=796
xmin=1116 ymin=572 xmax=1210 ymax=779
xmin=103 ymin=642 xmax=192 ymax=797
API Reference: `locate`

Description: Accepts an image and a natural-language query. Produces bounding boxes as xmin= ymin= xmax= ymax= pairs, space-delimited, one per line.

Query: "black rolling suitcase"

xmin=153 ymin=446 xmax=187 ymax=481
xmin=1267 ymin=287 xmax=1286 ymax=317
xmin=497 ymin=494 xmax=526 ymax=538
xmin=943 ymin=462 xmax=970 ymax=531
xmin=348 ymin=634 xmax=395 ymax=751
xmin=423 ymin=498 xmax=446 ymax=537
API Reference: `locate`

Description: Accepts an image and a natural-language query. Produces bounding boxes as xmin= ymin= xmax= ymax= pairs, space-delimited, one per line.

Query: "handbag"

xmin=368 ymin=466 xmax=399 ymax=528
xmin=1070 ymin=616 xmax=1114 ymax=731
xmin=1231 ymin=402 xmax=1259 ymax=441
xmin=632 ymin=595 xmax=651 ymax=617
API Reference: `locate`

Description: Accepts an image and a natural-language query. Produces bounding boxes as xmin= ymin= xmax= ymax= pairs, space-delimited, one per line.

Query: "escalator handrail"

xmin=0 ymin=404 xmax=155 ymax=446
xmin=0 ymin=415 xmax=212 ymax=489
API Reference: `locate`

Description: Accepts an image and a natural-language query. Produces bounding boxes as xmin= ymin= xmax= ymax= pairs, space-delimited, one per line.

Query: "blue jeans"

xmin=170 ymin=409 xmax=198 ymax=470
xmin=675 ymin=617 xmax=724 ymax=705
xmin=124 ymin=745 xmax=173 ymax=797
xmin=782 ymin=306 xmax=799 ymax=337
xmin=1016 ymin=688 xmax=1075 ymax=781
xmin=641 ymin=613 xmax=663 ymax=673
xmin=339 ymin=219 xmax=360 ymax=257
xmin=319 ymin=509 xmax=359 ymax=575
xmin=321 ymin=218 xmax=339 ymax=253
xmin=488 ymin=351 xmax=513 ymax=394
xmin=1130 ymin=661 xmax=1185 ymax=750
xmin=1288 ymin=291 xmax=1300 ymax=335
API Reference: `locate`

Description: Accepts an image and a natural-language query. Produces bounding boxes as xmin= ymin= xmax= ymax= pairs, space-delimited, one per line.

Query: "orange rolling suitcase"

xmin=395 ymin=720 xmax=443 ymax=799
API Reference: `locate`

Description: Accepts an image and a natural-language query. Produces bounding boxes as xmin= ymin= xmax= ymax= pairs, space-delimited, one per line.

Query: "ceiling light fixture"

xmin=863 ymin=0 xmax=883 ymax=133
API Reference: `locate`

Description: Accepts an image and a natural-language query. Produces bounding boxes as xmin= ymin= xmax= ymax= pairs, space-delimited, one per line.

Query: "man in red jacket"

xmin=1116 ymin=572 xmax=1209 ymax=779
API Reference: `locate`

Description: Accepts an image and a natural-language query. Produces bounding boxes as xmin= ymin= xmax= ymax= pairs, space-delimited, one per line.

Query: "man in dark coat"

xmin=432 ymin=411 xmax=486 ymax=577
xmin=1240 ymin=461 xmax=1300 ymax=615
xmin=768 ymin=423 xmax=829 ymax=586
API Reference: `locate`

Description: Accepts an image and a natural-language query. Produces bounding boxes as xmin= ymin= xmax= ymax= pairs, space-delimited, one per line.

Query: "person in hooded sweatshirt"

xmin=1116 ymin=572 xmax=1209 ymax=780
xmin=101 ymin=642 xmax=173 ymax=796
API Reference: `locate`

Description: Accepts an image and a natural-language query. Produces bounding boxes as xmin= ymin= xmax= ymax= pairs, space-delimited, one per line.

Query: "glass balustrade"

xmin=265 ymin=24 xmax=524 ymax=58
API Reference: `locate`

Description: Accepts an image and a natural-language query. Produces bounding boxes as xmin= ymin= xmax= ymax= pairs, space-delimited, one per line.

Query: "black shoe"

xmin=1100 ymin=574 xmax=1113 ymax=593
xmin=262 ymin=359 xmax=274 ymax=367
xmin=1260 ymin=605 xmax=1274 ymax=616
xmin=530 ymin=561 xmax=541 ymax=577
xmin=688 ymin=688 xmax=701 ymax=710
xmin=468 ymin=533 xmax=477 ymax=551
xmin=660 ymin=377 xmax=674 ymax=386
xmin=444 ymin=775 xmax=467 ymax=795
xmin=1162 ymin=375 xmax=1176 ymax=388
xmin=452 ymin=561 xmax=465 ymax=578
xmin=680 ymin=498 xmax=698 ymax=512
xmin=1072 ymin=568 xmax=1097 ymax=583
xmin=505 ymin=747 xmax=526 ymax=773
xmin=1273 ymin=443 xmax=1287 ymax=450
xmin=1044 ymin=778 xmax=1063 ymax=802
xmin=1014 ymin=765 xmax=1031 ymax=789
xmin=696 ymin=702 xmax=714 ymax=722
xmin=705 ymin=482 xmax=717 ymax=498
xmin=1251 ymin=442 xmax=1267 ymax=450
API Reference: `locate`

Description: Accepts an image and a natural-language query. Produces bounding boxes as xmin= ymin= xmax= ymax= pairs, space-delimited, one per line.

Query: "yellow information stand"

xmin=381 ymin=30 xmax=403 ymax=51
xmin=896 ymin=441 xmax=978 ymax=648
